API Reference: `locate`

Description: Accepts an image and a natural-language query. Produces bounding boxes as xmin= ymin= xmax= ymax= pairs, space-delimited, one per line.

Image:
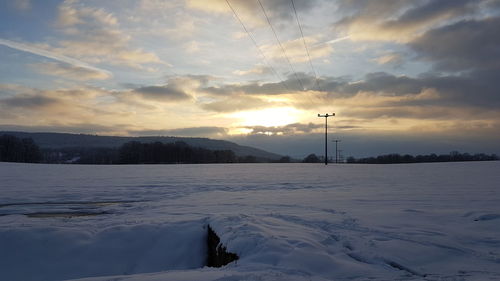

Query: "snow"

xmin=1 ymin=162 xmax=500 ymax=281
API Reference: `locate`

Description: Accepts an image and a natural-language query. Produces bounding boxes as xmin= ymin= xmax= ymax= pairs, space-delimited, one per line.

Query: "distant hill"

xmin=0 ymin=131 xmax=282 ymax=161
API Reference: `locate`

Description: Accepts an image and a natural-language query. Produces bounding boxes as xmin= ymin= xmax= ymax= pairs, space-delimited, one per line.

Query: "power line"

xmin=290 ymin=0 xmax=322 ymax=92
xmin=257 ymin=0 xmax=305 ymax=92
xmin=225 ymin=0 xmax=291 ymax=93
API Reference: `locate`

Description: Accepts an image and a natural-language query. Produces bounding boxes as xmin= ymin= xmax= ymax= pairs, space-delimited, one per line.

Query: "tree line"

xmin=0 ymin=134 xmax=42 ymax=163
xmin=118 ymin=141 xmax=238 ymax=164
xmin=346 ymin=152 xmax=498 ymax=164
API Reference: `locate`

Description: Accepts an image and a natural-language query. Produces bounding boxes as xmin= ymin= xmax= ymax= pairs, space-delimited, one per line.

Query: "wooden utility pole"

xmin=318 ymin=113 xmax=335 ymax=165
xmin=332 ymin=140 xmax=341 ymax=163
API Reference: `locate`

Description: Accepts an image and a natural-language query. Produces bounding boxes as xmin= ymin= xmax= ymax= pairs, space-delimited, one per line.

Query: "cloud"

xmin=0 ymin=83 xmax=35 ymax=96
xmin=0 ymin=123 xmax=120 ymax=135
xmin=53 ymin=0 xmax=165 ymax=68
xmin=410 ymin=16 xmax=500 ymax=72
xmin=322 ymin=36 xmax=351 ymax=45
xmin=132 ymin=85 xmax=191 ymax=102
xmin=134 ymin=2 xmax=200 ymax=40
xmin=330 ymin=72 xmax=424 ymax=96
xmin=202 ymin=80 xmax=289 ymax=96
xmin=372 ymin=53 xmax=403 ymax=66
xmin=244 ymin=122 xmax=323 ymax=135
xmin=0 ymin=38 xmax=112 ymax=78
xmin=13 ymin=0 xmax=31 ymax=11
xmin=262 ymin=36 xmax=333 ymax=63
xmin=31 ymin=62 xmax=111 ymax=81
xmin=340 ymin=104 xmax=497 ymax=121
xmin=130 ymin=126 xmax=228 ymax=137
xmin=186 ymin=0 xmax=233 ymax=14
xmin=200 ymin=72 xmax=328 ymax=97
xmin=184 ymin=41 xmax=201 ymax=53
xmin=335 ymin=0 xmax=484 ymax=42
xmin=139 ymin=0 xmax=181 ymax=11
xmin=0 ymin=95 xmax=60 ymax=109
xmin=0 ymin=84 xmax=129 ymax=129
xmin=317 ymin=71 xmax=500 ymax=122
xmin=201 ymin=72 xmax=419 ymax=98
xmin=57 ymin=0 xmax=118 ymax=28
xmin=116 ymin=75 xmax=214 ymax=106
xmin=200 ymin=95 xmax=273 ymax=112
xmin=233 ymin=65 xmax=273 ymax=76
xmin=187 ymin=0 xmax=320 ymax=26
xmin=304 ymin=70 xmax=500 ymax=109
xmin=193 ymin=66 xmax=500 ymax=115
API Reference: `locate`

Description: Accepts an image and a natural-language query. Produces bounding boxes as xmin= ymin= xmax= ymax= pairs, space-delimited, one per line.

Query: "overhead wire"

xmin=225 ymin=0 xmax=291 ymax=93
xmin=257 ymin=0 xmax=306 ymax=92
xmin=290 ymin=0 xmax=323 ymax=93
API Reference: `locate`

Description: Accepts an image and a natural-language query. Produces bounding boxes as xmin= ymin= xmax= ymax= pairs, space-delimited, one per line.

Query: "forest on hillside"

xmin=1 ymin=134 xmax=281 ymax=164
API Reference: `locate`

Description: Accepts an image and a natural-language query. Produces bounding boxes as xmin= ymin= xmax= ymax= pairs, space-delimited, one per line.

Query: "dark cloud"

xmin=335 ymin=0 xmax=412 ymax=19
xmin=423 ymin=70 xmax=500 ymax=107
xmin=132 ymin=85 xmax=190 ymax=101
xmin=182 ymin=74 xmax=216 ymax=86
xmin=201 ymin=73 xmax=325 ymax=97
xmin=124 ymin=75 xmax=213 ymax=91
xmin=202 ymin=81 xmax=286 ymax=96
xmin=341 ymin=105 xmax=484 ymax=120
xmin=386 ymin=0 xmax=477 ymax=29
xmin=334 ymin=0 xmax=488 ymax=42
xmin=0 ymin=123 xmax=119 ymax=135
xmin=0 ymin=95 xmax=59 ymax=108
xmin=486 ymin=0 xmax=500 ymax=11
xmin=129 ymin=126 xmax=228 ymax=137
xmin=410 ymin=16 xmax=500 ymax=72
xmin=335 ymin=72 xmax=423 ymax=96
xmin=199 ymin=67 xmax=500 ymax=113
xmin=325 ymin=71 xmax=500 ymax=109
xmin=260 ymin=0 xmax=319 ymax=22
xmin=201 ymin=72 xmax=424 ymax=99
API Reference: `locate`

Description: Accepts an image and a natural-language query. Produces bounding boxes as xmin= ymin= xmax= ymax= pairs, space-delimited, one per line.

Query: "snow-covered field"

xmin=1 ymin=162 xmax=500 ymax=281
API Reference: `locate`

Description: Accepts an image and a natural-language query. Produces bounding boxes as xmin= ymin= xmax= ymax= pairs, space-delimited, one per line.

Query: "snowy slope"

xmin=1 ymin=162 xmax=500 ymax=281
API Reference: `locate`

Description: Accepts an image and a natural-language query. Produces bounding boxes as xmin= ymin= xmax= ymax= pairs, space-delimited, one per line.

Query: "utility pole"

xmin=332 ymin=140 xmax=341 ymax=163
xmin=318 ymin=113 xmax=335 ymax=165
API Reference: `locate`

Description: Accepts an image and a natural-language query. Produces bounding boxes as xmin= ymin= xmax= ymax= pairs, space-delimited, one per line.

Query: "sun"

xmin=231 ymin=107 xmax=300 ymax=127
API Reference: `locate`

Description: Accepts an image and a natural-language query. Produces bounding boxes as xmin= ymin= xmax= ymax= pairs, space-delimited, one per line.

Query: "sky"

xmin=1 ymin=0 xmax=499 ymax=158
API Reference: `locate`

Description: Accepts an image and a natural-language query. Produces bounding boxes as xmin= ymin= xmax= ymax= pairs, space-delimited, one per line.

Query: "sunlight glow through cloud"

xmin=231 ymin=107 xmax=300 ymax=127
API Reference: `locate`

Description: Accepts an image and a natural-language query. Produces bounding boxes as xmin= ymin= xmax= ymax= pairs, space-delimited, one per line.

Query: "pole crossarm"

xmin=317 ymin=113 xmax=334 ymax=118
xmin=318 ymin=113 xmax=335 ymax=165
